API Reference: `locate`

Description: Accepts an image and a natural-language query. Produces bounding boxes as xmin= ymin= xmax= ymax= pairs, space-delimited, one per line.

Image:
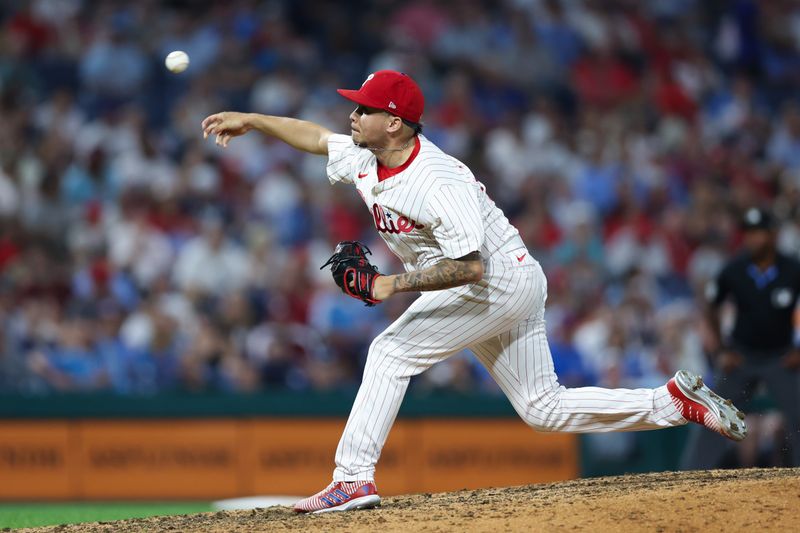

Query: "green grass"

xmin=0 ymin=502 xmax=211 ymax=529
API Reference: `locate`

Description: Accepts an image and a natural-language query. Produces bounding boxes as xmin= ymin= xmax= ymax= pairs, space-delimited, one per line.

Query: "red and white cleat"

xmin=667 ymin=370 xmax=747 ymax=441
xmin=293 ymin=481 xmax=381 ymax=514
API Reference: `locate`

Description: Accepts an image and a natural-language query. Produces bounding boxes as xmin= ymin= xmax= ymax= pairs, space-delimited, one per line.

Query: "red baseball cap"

xmin=337 ymin=70 xmax=424 ymax=124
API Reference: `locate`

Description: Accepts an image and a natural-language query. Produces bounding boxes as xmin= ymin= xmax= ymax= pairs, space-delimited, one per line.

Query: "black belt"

xmin=731 ymin=343 xmax=792 ymax=358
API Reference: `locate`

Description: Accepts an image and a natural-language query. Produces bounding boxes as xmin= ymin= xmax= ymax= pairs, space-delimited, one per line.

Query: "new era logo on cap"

xmin=337 ymin=70 xmax=425 ymax=124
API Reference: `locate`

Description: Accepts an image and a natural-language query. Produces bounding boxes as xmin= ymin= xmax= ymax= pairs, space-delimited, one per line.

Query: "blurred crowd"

xmin=1 ymin=0 xmax=800 ymax=398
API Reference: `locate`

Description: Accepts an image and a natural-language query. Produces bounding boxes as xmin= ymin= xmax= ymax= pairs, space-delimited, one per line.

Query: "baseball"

xmin=165 ymin=50 xmax=189 ymax=73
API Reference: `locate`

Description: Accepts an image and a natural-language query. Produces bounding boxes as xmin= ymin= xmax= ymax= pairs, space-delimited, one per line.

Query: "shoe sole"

xmin=311 ymin=494 xmax=381 ymax=514
xmin=674 ymin=370 xmax=747 ymax=441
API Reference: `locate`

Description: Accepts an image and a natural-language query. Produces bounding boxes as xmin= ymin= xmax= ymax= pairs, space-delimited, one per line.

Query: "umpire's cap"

xmin=741 ymin=207 xmax=775 ymax=231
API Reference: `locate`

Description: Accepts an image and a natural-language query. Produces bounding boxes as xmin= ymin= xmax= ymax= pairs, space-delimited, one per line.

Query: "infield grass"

xmin=0 ymin=502 xmax=211 ymax=529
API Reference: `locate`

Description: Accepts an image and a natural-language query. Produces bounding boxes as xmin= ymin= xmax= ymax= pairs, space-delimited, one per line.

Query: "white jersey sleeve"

xmin=426 ymin=183 xmax=485 ymax=259
xmin=326 ymin=134 xmax=359 ymax=185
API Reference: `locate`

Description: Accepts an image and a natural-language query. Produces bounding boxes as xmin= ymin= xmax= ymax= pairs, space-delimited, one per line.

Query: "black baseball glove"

xmin=320 ymin=240 xmax=382 ymax=306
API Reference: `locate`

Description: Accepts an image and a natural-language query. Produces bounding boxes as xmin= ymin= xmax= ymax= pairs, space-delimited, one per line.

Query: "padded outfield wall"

xmin=0 ymin=392 xmax=689 ymax=500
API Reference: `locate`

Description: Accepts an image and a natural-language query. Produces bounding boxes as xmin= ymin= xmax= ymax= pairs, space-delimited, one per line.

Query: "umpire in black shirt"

xmin=683 ymin=207 xmax=800 ymax=468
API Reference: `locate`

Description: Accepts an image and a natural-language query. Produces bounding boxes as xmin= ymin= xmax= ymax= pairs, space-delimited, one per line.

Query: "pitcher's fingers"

xmin=216 ymin=133 xmax=231 ymax=147
xmin=201 ymin=113 xmax=221 ymax=129
xmin=202 ymin=116 xmax=223 ymax=137
xmin=206 ymin=125 xmax=221 ymax=139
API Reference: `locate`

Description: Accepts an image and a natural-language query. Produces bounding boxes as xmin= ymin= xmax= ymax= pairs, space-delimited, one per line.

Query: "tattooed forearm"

xmin=392 ymin=252 xmax=483 ymax=293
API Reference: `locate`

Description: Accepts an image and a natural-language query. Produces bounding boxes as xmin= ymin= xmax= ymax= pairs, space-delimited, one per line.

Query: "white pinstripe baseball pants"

xmin=332 ymin=258 xmax=686 ymax=482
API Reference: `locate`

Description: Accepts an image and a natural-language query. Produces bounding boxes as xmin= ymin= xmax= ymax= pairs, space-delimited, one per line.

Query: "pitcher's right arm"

xmin=202 ymin=112 xmax=332 ymax=155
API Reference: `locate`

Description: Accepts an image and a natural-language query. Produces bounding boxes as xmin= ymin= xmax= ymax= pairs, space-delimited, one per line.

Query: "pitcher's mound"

xmin=21 ymin=468 xmax=800 ymax=532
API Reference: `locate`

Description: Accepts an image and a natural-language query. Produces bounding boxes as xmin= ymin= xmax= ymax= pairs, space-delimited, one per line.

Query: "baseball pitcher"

xmin=202 ymin=70 xmax=747 ymax=513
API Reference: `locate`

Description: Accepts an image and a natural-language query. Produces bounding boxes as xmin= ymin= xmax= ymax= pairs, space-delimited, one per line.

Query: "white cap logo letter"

xmin=362 ymin=73 xmax=375 ymax=87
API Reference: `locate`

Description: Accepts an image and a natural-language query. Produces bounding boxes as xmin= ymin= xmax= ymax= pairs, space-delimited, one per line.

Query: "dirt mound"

xmin=19 ymin=468 xmax=800 ymax=532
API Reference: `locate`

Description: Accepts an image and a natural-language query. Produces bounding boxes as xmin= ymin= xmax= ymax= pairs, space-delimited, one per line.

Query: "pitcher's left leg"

xmin=332 ymin=266 xmax=536 ymax=482
xmin=295 ymin=268 xmax=536 ymax=513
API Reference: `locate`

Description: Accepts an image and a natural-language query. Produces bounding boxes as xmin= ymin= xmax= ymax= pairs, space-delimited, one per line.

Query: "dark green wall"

xmin=0 ymin=390 xmax=517 ymax=418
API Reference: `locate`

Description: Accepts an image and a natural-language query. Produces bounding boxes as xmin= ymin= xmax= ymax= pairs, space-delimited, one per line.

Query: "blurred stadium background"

xmin=1 ymin=0 xmax=799 ymax=527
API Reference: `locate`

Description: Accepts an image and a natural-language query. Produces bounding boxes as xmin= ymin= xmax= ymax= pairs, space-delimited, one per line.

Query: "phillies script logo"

xmin=372 ymin=204 xmax=424 ymax=234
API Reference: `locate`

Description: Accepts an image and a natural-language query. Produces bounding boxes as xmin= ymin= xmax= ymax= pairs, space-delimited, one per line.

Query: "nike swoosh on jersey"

xmin=516 ymin=253 xmax=526 ymax=262
xmin=358 ymin=172 xmax=369 ymax=179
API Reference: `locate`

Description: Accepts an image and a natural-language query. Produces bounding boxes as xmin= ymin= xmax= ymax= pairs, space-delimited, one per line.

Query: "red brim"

xmin=336 ymin=89 xmax=384 ymax=109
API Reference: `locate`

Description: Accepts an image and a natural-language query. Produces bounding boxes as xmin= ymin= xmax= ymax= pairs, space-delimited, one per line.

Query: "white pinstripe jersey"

xmin=327 ymin=134 xmax=526 ymax=272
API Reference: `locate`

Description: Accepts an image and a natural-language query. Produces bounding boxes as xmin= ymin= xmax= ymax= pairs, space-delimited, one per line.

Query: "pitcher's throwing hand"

xmin=202 ymin=111 xmax=252 ymax=147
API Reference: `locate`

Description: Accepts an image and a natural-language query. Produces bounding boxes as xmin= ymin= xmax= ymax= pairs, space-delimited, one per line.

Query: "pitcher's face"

xmin=349 ymin=105 xmax=391 ymax=148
